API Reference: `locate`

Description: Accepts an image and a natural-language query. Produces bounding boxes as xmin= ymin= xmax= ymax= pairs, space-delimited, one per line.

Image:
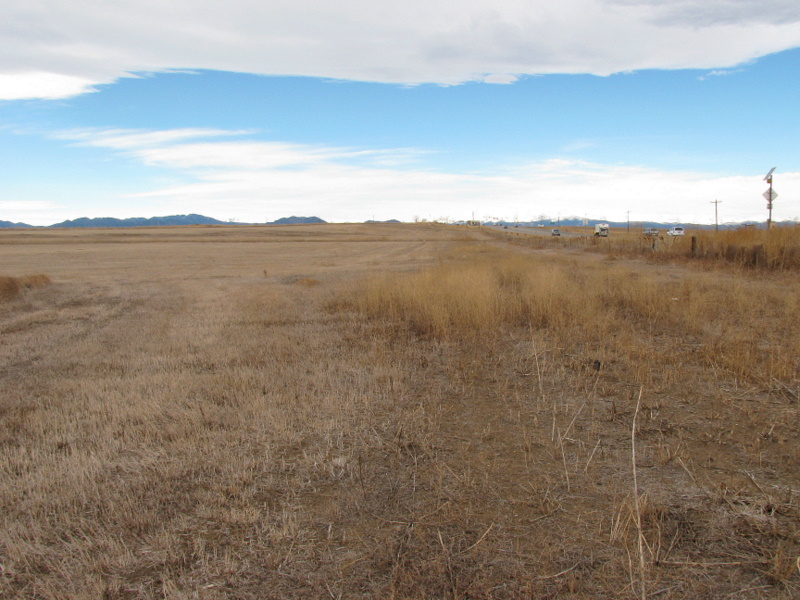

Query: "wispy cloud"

xmin=2 ymin=1 xmax=800 ymax=99
xmin=50 ymin=128 xmax=800 ymax=224
xmin=697 ymin=67 xmax=743 ymax=80
xmin=56 ymin=128 xmax=429 ymax=171
xmin=55 ymin=128 xmax=252 ymax=150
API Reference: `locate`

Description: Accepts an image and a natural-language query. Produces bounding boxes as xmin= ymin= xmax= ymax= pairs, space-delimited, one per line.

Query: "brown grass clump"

xmin=0 ymin=274 xmax=50 ymax=302
xmin=295 ymin=276 xmax=320 ymax=287
xmin=15 ymin=273 xmax=52 ymax=289
xmin=0 ymin=276 xmax=20 ymax=301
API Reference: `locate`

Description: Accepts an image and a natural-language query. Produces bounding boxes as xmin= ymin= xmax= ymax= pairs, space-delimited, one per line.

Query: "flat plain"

xmin=1 ymin=223 xmax=799 ymax=599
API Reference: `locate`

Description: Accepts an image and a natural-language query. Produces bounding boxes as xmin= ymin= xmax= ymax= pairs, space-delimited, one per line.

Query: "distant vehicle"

xmin=594 ymin=223 xmax=609 ymax=237
xmin=551 ymin=229 xmax=561 ymax=236
xmin=643 ymin=228 xmax=659 ymax=236
xmin=667 ymin=227 xmax=685 ymax=236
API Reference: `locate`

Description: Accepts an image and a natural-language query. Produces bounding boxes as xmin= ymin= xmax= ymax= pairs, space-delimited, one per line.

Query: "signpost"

xmin=764 ymin=168 xmax=777 ymax=229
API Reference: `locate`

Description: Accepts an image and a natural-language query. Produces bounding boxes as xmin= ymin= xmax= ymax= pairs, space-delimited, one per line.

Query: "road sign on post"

xmin=763 ymin=189 xmax=778 ymax=202
xmin=763 ymin=168 xmax=777 ymax=228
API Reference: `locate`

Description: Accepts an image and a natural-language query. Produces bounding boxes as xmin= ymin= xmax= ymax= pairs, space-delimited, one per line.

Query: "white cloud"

xmin=609 ymin=0 xmax=800 ymax=27
xmin=0 ymin=72 xmax=98 ymax=100
xmin=481 ymin=73 xmax=519 ymax=84
xmin=697 ymin=68 xmax=743 ymax=80
xmin=52 ymin=128 xmax=800 ymax=224
xmin=2 ymin=1 xmax=800 ymax=99
xmin=56 ymin=127 xmax=251 ymax=149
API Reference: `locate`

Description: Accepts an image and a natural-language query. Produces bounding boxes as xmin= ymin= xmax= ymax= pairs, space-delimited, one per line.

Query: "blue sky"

xmin=2 ymin=1 xmax=800 ymax=225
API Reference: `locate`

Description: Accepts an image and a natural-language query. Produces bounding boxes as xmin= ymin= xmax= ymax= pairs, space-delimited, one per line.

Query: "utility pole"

xmin=710 ymin=199 xmax=721 ymax=232
xmin=626 ymin=210 xmax=630 ymax=234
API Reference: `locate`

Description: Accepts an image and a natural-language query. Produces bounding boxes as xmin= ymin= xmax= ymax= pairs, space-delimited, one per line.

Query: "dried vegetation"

xmin=497 ymin=223 xmax=800 ymax=271
xmin=1 ymin=223 xmax=799 ymax=599
xmin=0 ymin=274 xmax=50 ymax=302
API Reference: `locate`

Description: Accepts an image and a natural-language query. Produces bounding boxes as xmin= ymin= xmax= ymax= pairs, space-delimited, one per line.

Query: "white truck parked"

xmin=594 ymin=223 xmax=609 ymax=237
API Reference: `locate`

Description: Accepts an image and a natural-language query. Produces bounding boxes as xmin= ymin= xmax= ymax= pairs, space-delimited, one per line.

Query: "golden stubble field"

xmin=1 ymin=223 xmax=799 ymax=599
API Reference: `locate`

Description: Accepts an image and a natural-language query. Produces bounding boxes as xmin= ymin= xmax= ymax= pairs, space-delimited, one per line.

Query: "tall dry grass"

xmin=349 ymin=246 xmax=800 ymax=384
xmin=690 ymin=225 xmax=800 ymax=269
xmin=494 ymin=224 xmax=800 ymax=270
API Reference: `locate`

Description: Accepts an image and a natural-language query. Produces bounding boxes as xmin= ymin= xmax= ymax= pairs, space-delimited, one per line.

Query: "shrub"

xmin=0 ymin=274 xmax=51 ymax=303
xmin=0 ymin=276 xmax=20 ymax=302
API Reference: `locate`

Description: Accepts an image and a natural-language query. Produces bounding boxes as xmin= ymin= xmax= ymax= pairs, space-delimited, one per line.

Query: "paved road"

xmin=487 ymin=225 xmax=587 ymax=238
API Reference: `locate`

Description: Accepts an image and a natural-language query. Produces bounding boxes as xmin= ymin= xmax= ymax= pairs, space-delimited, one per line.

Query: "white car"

xmin=667 ymin=227 xmax=684 ymax=236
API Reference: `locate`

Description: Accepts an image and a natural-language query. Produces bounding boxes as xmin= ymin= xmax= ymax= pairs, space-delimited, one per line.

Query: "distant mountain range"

xmin=269 ymin=216 xmax=326 ymax=225
xmin=1 ymin=214 xmax=794 ymax=230
xmin=0 ymin=215 xmax=327 ymax=228
xmin=0 ymin=220 xmax=34 ymax=228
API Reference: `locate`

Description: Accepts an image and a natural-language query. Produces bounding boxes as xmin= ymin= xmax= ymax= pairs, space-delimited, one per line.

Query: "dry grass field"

xmin=1 ymin=223 xmax=799 ymax=599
